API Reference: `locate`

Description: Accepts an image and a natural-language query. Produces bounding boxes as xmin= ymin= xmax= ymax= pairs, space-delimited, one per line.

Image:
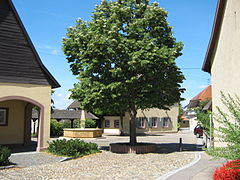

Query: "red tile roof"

xmin=191 ymin=85 xmax=212 ymax=101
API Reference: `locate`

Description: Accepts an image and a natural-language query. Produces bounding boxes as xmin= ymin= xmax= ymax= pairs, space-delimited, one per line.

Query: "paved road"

xmin=1 ymin=130 xmax=200 ymax=180
xmin=66 ymin=129 xmax=203 ymax=153
xmin=4 ymin=130 xmax=225 ymax=180
xmin=165 ymin=152 xmax=226 ymax=180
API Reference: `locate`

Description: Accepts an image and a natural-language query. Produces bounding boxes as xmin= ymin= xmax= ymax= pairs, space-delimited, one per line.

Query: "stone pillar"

xmin=80 ymin=110 xmax=86 ymax=128
xmin=24 ymin=103 xmax=34 ymax=145
xmin=37 ymin=105 xmax=50 ymax=152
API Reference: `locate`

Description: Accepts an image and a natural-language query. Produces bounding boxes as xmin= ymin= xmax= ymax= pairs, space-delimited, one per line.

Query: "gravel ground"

xmin=10 ymin=152 xmax=64 ymax=168
xmin=0 ymin=130 xmax=200 ymax=179
xmin=0 ymin=151 xmax=196 ymax=180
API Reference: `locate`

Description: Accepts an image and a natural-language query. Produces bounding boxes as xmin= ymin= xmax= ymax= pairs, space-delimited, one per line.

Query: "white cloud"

xmin=198 ymin=85 xmax=208 ymax=89
xmin=57 ymin=93 xmax=63 ymax=97
xmin=53 ymin=91 xmax=73 ymax=109
xmin=37 ymin=44 xmax=61 ymax=56
xmin=51 ymin=49 xmax=59 ymax=55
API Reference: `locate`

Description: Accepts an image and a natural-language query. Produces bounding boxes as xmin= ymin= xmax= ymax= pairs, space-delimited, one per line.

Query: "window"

xmin=150 ymin=117 xmax=158 ymax=128
xmin=105 ymin=120 xmax=110 ymax=128
xmin=0 ymin=108 xmax=8 ymax=126
xmin=137 ymin=117 xmax=146 ymax=128
xmin=114 ymin=120 xmax=120 ymax=128
xmin=162 ymin=117 xmax=170 ymax=127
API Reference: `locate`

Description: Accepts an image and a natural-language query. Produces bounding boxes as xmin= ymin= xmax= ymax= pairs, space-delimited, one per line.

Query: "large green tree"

xmin=63 ymin=0 xmax=185 ymax=144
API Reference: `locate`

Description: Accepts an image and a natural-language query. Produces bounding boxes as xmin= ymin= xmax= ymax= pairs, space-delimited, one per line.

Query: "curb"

xmin=11 ymin=152 xmax=39 ymax=156
xmin=0 ymin=164 xmax=18 ymax=170
xmin=59 ymin=156 xmax=78 ymax=162
xmin=157 ymin=152 xmax=202 ymax=180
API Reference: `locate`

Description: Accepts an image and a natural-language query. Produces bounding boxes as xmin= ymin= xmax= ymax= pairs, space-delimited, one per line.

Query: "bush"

xmin=208 ymin=93 xmax=240 ymax=160
xmin=50 ymin=119 xmax=63 ymax=137
xmin=85 ymin=119 xmax=97 ymax=128
xmin=0 ymin=145 xmax=11 ymax=166
xmin=196 ymin=111 xmax=212 ymax=135
xmin=213 ymin=160 xmax=240 ymax=180
xmin=48 ymin=139 xmax=100 ymax=157
xmin=62 ymin=121 xmax=72 ymax=128
xmin=73 ymin=119 xmax=80 ymax=128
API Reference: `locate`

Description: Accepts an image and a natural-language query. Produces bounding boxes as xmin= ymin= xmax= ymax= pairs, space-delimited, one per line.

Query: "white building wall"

xmin=211 ymin=0 xmax=240 ymax=147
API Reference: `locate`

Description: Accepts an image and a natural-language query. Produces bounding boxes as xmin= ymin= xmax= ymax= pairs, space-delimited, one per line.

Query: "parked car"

xmin=194 ymin=124 xmax=203 ymax=138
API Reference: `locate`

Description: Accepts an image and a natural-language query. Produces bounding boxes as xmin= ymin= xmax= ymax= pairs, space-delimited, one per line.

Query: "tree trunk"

xmin=129 ymin=105 xmax=137 ymax=145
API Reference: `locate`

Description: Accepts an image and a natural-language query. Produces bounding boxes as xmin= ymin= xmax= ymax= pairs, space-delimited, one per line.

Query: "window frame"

xmin=137 ymin=117 xmax=146 ymax=129
xmin=0 ymin=108 xmax=8 ymax=126
xmin=162 ymin=117 xmax=170 ymax=127
xmin=150 ymin=117 xmax=158 ymax=128
xmin=114 ymin=120 xmax=120 ymax=128
xmin=105 ymin=119 xmax=110 ymax=128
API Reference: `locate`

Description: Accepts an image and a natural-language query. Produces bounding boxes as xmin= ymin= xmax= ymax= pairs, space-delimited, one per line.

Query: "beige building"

xmin=0 ymin=0 xmax=60 ymax=151
xmin=202 ymin=0 xmax=239 ymax=146
xmin=103 ymin=105 xmax=179 ymax=134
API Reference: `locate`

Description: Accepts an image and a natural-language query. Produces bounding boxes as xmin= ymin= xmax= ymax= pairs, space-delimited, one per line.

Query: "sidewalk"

xmin=164 ymin=152 xmax=226 ymax=180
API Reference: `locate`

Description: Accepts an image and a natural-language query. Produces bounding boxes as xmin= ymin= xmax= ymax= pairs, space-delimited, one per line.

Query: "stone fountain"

xmin=63 ymin=110 xmax=102 ymax=138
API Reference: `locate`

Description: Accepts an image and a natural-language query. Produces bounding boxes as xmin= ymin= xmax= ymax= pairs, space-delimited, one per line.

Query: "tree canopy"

xmin=63 ymin=0 xmax=185 ymax=144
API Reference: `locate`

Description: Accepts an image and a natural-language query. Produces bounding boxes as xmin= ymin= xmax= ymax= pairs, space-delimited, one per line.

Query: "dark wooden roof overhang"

xmin=202 ymin=0 xmax=227 ymax=74
xmin=67 ymin=101 xmax=81 ymax=109
xmin=32 ymin=109 xmax=99 ymax=120
xmin=0 ymin=0 xmax=60 ymax=88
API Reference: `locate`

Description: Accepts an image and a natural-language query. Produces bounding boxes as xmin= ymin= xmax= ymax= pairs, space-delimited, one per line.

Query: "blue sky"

xmin=12 ymin=0 xmax=217 ymax=109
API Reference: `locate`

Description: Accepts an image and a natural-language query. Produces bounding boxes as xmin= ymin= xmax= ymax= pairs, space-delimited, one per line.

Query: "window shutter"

xmin=157 ymin=117 xmax=162 ymax=127
xmin=136 ymin=117 xmax=139 ymax=128
xmin=149 ymin=117 xmax=152 ymax=128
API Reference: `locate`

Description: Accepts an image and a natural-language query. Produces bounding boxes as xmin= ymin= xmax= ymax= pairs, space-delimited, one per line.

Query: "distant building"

xmin=185 ymin=86 xmax=212 ymax=131
xmin=32 ymin=109 xmax=99 ymax=133
xmin=69 ymin=101 xmax=179 ymax=135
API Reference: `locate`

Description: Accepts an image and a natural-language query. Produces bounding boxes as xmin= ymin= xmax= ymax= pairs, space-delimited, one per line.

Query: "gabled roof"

xmin=188 ymin=85 xmax=212 ymax=108
xmin=191 ymin=85 xmax=212 ymax=101
xmin=67 ymin=101 xmax=81 ymax=109
xmin=0 ymin=0 xmax=60 ymax=88
xmin=32 ymin=109 xmax=99 ymax=120
xmin=202 ymin=100 xmax=212 ymax=111
xmin=202 ymin=0 xmax=227 ymax=73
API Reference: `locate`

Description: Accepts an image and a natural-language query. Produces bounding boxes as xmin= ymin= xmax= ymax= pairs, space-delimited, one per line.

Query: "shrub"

xmin=73 ymin=119 xmax=81 ymax=128
xmin=50 ymin=119 xmax=63 ymax=137
xmin=48 ymin=139 xmax=100 ymax=157
xmin=85 ymin=119 xmax=97 ymax=128
xmin=62 ymin=121 xmax=72 ymax=128
xmin=213 ymin=160 xmax=240 ymax=180
xmin=208 ymin=93 xmax=240 ymax=160
xmin=74 ymin=118 xmax=97 ymax=128
xmin=0 ymin=145 xmax=11 ymax=166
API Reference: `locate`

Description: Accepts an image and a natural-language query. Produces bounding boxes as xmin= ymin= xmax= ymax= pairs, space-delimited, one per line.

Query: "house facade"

xmin=185 ymin=85 xmax=212 ymax=131
xmin=69 ymin=101 xmax=179 ymax=134
xmin=103 ymin=105 xmax=179 ymax=134
xmin=202 ymin=0 xmax=239 ymax=147
xmin=0 ymin=0 xmax=60 ymax=151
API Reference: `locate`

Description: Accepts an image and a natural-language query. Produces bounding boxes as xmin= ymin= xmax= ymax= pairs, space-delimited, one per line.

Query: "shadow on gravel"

xmin=6 ymin=141 xmax=37 ymax=153
xmin=156 ymin=143 xmax=204 ymax=153
xmin=99 ymin=143 xmax=204 ymax=154
xmin=105 ymin=133 xmax=165 ymax=137
xmin=100 ymin=146 xmax=110 ymax=151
